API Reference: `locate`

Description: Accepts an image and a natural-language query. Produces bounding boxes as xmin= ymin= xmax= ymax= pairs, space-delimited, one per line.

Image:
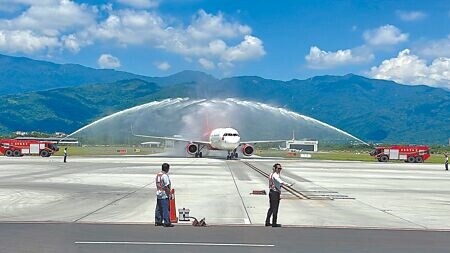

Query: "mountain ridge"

xmin=0 ymin=54 xmax=448 ymax=144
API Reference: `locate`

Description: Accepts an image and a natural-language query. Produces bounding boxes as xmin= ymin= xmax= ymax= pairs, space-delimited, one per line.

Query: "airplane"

xmin=133 ymin=127 xmax=286 ymax=159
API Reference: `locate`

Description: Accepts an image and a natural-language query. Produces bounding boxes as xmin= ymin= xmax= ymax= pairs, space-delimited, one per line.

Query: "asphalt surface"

xmin=1 ymin=223 xmax=449 ymax=253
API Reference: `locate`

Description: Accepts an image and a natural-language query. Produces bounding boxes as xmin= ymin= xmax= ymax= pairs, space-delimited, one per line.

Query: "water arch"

xmin=70 ymin=98 xmax=367 ymax=145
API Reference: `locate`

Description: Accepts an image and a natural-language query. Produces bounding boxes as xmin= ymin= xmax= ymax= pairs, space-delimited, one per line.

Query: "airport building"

xmin=140 ymin=141 xmax=161 ymax=148
xmin=286 ymin=140 xmax=318 ymax=152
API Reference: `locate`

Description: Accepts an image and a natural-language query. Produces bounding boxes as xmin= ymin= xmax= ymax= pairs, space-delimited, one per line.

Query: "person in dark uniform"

xmin=265 ymin=163 xmax=293 ymax=227
xmin=445 ymin=153 xmax=448 ymax=171
xmin=63 ymin=147 xmax=67 ymax=163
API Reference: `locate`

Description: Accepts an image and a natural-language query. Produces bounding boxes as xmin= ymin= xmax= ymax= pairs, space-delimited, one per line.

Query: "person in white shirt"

xmin=63 ymin=148 xmax=67 ymax=163
xmin=265 ymin=163 xmax=293 ymax=227
xmin=155 ymin=163 xmax=173 ymax=227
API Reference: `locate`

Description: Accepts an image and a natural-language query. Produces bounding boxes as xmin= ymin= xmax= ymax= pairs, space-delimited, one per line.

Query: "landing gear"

xmin=193 ymin=144 xmax=205 ymax=158
xmin=227 ymin=149 xmax=238 ymax=160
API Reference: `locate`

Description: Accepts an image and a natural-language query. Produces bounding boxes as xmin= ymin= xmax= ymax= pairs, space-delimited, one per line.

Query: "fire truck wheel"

xmin=380 ymin=155 xmax=389 ymax=162
xmin=5 ymin=150 xmax=13 ymax=157
xmin=415 ymin=156 xmax=423 ymax=163
xmin=13 ymin=150 xmax=21 ymax=157
xmin=407 ymin=156 xmax=415 ymax=163
xmin=40 ymin=150 xmax=49 ymax=157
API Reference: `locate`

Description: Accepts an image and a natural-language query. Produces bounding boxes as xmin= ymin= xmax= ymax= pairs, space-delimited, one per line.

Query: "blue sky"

xmin=0 ymin=0 xmax=449 ymax=89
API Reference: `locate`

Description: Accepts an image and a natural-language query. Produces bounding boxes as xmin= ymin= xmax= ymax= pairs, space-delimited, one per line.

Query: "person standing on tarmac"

xmin=265 ymin=163 xmax=294 ymax=227
xmin=445 ymin=153 xmax=448 ymax=171
xmin=63 ymin=147 xmax=68 ymax=163
xmin=155 ymin=163 xmax=174 ymax=227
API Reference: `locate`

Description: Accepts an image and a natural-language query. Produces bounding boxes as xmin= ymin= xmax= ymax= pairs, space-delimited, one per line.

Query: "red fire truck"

xmin=370 ymin=145 xmax=430 ymax=163
xmin=0 ymin=139 xmax=59 ymax=157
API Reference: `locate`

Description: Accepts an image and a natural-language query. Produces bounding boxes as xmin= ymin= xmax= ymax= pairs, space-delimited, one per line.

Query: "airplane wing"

xmin=240 ymin=140 xmax=287 ymax=145
xmin=133 ymin=133 xmax=210 ymax=145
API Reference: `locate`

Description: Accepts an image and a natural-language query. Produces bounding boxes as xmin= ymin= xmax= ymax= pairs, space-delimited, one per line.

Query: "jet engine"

xmin=186 ymin=143 xmax=198 ymax=155
xmin=241 ymin=144 xmax=254 ymax=156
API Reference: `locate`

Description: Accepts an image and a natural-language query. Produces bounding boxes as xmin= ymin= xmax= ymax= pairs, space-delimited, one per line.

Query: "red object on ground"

xmin=169 ymin=188 xmax=178 ymax=223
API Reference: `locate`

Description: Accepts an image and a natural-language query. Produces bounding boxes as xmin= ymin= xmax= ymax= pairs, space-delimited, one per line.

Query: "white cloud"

xmin=369 ymin=49 xmax=450 ymax=89
xmin=0 ymin=0 xmax=96 ymax=35
xmin=186 ymin=10 xmax=251 ymax=41
xmin=62 ymin=34 xmax=82 ymax=53
xmin=155 ymin=61 xmax=170 ymax=70
xmin=81 ymin=8 xmax=264 ymax=65
xmin=415 ymin=35 xmax=450 ymax=58
xmin=117 ymin=0 xmax=159 ymax=9
xmin=397 ymin=10 xmax=427 ymax=21
xmin=85 ymin=10 xmax=168 ymax=45
xmin=0 ymin=0 xmax=97 ymax=53
xmin=305 ymin=46 xmax=373 ymax=69
xmin=198 ymin=58 xmax=215 ymax=69
xmin=0 ymin=30 xmax=60 ymax=53
xmin=363 ymin=25 xmax=408 ymax=46
xmin=0 ymin=2 xmax=264 ymax=70
xmin=98 ymin=54 xmax=121 ymax=68
xmin=221 ymin=35 xmax=265 ymax=62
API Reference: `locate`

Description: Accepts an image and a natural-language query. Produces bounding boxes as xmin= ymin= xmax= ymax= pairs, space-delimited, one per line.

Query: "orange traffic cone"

xmin=169 ymin=188 xmax=178 ymax=223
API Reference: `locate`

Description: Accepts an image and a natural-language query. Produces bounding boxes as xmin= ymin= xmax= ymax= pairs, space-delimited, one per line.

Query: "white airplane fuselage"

xmin=209 ymin=127 xmax=241 ymax=151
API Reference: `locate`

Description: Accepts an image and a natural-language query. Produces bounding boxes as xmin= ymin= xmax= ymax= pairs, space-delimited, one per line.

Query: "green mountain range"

xmin=0 ymin=54 xmax=449 ymax=144
xmin=0 ymin=54 xmax=154 ymax=95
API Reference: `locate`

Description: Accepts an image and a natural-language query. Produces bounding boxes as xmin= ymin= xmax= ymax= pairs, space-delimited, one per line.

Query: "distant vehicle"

xmin=0 ymin=139 xmax=59 ymax=157
xmin=369 ymin=145 xmax=430 ymax=163
xmin=134 ymin=127 xmax=285 ymax=159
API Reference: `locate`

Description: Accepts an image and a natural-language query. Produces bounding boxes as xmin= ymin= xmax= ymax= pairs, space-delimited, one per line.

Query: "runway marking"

xmin=225 ymin=161 xmax=253 ymax=224
xmin=74 ymin=241 xmax=275 ymax=247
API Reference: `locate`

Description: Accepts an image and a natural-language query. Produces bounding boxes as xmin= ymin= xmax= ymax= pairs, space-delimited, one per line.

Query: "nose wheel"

xmin=227 ymin=150 xmax=239 ymax=160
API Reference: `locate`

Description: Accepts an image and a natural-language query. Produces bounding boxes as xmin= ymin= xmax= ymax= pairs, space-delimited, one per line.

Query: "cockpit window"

xmin=224 ymin=133 xmax=239 ymax=137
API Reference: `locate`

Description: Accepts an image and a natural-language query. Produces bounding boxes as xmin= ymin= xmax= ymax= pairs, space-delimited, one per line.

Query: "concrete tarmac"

xmin=0 ymin=156 xmax=449 ymax=230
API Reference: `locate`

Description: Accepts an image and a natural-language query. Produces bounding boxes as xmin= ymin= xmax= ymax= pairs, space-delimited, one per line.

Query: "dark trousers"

xmin=63 ymin=155 xmax=67 ymax=163
xmin=446 ymin=162 xmax=448 ymax=171
xmin=155 ymin=198 xmax=170 ymax=224
xmin=265 ymin=190 xmax=281 ymax=225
